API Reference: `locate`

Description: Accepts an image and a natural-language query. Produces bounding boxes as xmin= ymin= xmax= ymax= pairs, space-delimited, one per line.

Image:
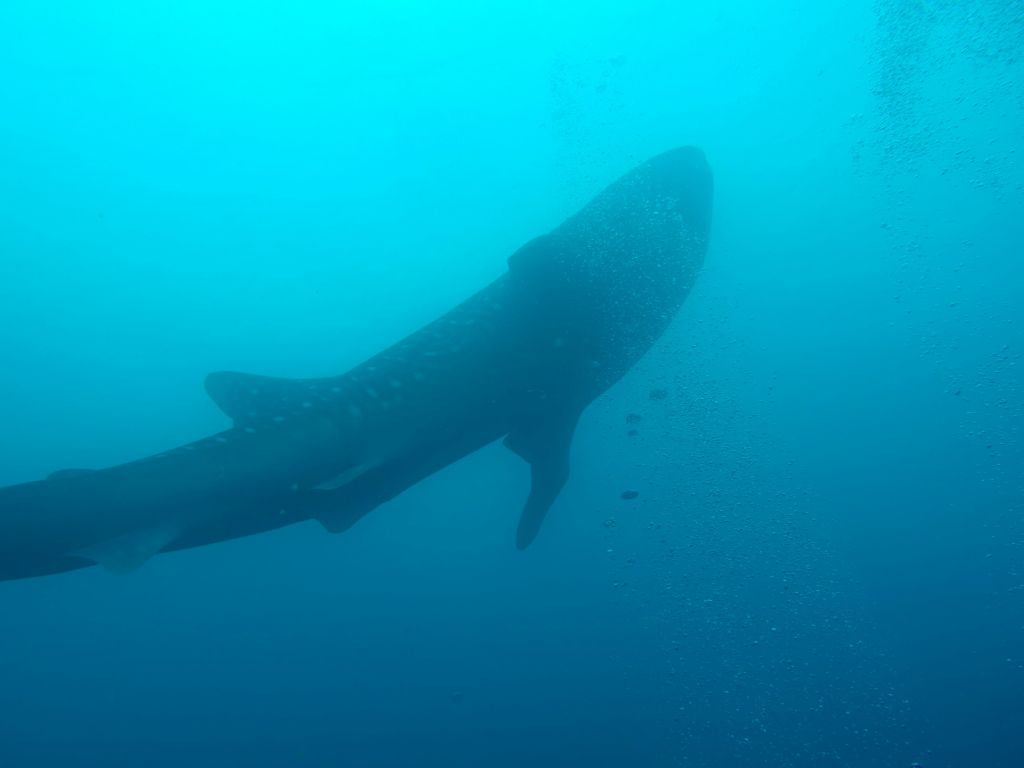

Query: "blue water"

xmin=0 ymin=1 xmax=1021 ymax=766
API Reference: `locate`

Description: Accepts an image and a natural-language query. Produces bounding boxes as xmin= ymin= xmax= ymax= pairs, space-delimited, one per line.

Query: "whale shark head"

xmin=636 ymin=145 xmax=714 ymax=238
xmin=507 ymin=146 xmax=713 ymax=348
xmin=509 ymin=146 xmax=713 ymax=298
xmin=560 ymin=145 xmax=713 ymax=277
xmin=504 ymin=145 xmax=714 ymax=390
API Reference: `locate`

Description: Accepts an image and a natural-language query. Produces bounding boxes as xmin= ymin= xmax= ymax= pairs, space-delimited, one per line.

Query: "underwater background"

xmin=0 ymin=1 xmax=1020 ymax=766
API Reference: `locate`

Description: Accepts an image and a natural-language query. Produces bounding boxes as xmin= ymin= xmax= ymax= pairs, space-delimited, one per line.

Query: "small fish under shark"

xmin=0 ymin=147 xmax=713 ymax=581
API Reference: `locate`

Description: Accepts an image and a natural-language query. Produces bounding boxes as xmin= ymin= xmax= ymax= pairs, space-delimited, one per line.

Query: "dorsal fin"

xmin=204 ymin=371 xmax=336 ymax=426
xmin=507 ymin=233 xmax=569 ymax=283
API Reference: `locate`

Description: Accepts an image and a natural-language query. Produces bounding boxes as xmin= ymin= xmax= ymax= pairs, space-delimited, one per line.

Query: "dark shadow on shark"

xmin=0 ymin=147 xmax=713 ymax=581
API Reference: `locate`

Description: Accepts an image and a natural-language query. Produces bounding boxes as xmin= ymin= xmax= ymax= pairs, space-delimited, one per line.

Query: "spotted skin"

xmin=0 ymin=147 xmax=713 ymax=581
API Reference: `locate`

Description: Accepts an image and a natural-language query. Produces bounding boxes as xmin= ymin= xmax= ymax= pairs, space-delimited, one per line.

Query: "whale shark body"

xmin=0 ymin=147 xmax=713 ymax=581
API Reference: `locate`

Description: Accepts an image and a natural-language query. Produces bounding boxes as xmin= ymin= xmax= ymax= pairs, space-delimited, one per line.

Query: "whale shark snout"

xmin=646 ymin=145 xmax=714 ymax=232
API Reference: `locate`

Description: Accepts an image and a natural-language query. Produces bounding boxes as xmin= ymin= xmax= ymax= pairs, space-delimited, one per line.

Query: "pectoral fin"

xmin=504 ymin=402 xmax=583 ymax=549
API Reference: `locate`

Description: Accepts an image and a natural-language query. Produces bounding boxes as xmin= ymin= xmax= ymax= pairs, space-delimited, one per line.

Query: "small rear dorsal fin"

xmin=47 ymin=468 xmax=96 ymax=481
xmin=204 ymin=371 xmax=336 ymax=427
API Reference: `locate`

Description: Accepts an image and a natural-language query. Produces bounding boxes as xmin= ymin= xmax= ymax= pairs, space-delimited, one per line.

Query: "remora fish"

xmin=0 ymin=147 xmax=713 ymax=581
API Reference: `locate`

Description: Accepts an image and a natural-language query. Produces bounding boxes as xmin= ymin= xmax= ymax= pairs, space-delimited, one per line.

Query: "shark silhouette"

xmin=0 ymin=147 xmax=713 ymax=581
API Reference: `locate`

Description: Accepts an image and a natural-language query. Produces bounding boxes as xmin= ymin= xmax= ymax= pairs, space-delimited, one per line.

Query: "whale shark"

xmin=0 ymin=146 xmax=713 ymax=581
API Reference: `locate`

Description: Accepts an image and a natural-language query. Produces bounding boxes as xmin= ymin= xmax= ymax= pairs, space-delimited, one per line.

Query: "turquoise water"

xmin=0 ymin=1 xmax=1021 ymax=766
